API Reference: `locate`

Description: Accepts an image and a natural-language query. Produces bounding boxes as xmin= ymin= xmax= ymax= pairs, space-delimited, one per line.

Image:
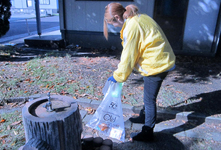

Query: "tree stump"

xmin=22 ymin=95 xmax=82 ymax=150
xmin=22 ymin=138 xmax=51 ymax=150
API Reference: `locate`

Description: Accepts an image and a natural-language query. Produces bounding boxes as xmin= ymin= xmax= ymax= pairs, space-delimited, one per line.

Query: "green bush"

xmin=0 ymin=0 xmax=12 ymax=37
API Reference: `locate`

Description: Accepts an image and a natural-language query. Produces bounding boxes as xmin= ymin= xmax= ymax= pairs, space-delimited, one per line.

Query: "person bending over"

xmin=104 ymin=3 xmax=176 ymax=142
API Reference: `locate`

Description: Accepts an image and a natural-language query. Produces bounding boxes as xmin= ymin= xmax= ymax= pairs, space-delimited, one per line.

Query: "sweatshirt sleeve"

xmin=113 ymin=22 xmax=140 ymax=82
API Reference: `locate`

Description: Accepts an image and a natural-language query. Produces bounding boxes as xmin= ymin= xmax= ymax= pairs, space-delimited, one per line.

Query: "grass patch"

xmin=0 ymin=55 xmax=113 ymax=102
xmin=0 ymin=110 xmax=25 ymax=149
xmin=1 ymin=50 xmax=220 ymax=117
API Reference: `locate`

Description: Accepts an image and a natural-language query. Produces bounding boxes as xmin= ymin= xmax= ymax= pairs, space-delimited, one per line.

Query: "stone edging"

xmin=3 ymin=95 xmax=221 ymax=125
xmin=76 ymin=98 xmax=221 ymax=125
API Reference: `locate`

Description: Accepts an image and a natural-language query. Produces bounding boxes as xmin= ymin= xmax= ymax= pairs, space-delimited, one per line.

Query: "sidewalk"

xmin=1 ymin=29 xmax=61 ymax=45
xmin=74 ymin=98 xmax=221 ymax=149
xmin=76 ymin=98 xmax=221 ymax=141
xmin=1 ymin=14 xmax=60 ymax=45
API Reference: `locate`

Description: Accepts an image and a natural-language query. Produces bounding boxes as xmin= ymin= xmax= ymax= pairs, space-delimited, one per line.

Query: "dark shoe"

xmin=129 ymin=108 xmax=145 ymax=124
xmin=130 ymin=126 xmax=154 ymax=142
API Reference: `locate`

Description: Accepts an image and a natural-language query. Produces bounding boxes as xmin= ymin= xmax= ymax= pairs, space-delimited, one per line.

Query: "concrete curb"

xmin=77 ymin=98 xmax=221 ymax=143
xmin=76 ymin=98 xmax=221 ymax=125
xmin=4 ymin=95 xmax=221 ymax=143
xmin=4 ymin=95 xmax=221 ymax=125
xmin=1 ymin=94 xmax=48 ymax=103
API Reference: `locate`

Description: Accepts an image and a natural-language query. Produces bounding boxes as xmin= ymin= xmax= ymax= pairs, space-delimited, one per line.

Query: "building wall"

xmin=11 ymin=0 xmax=58 ymax=14
xmin=60 ymin=0 xmax=221 ymax=56
xmin=60 ymin=0 xmax=155 ymax=49
xmin=61 ymin=0 xmax=154 ymax=32
xmin=183 ymin=0 xmax=221 ymax=55
xmin=39 ymin=1 xmax=58 ymax=9
xmin=13 ymin=0 xmax=26 ymax=8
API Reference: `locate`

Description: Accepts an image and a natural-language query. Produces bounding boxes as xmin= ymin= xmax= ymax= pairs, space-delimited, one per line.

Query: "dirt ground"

xmin=1 ymin=44 xmax=221 ymax=118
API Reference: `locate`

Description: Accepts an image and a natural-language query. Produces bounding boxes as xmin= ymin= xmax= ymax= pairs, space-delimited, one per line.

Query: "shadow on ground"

xmin=170 ymin=90 xmax=221 ymax=116
xmin=172 ymin=55 xmax=221 ymax=83
xmin=1 ymin=43 xmax=221 ymax=82
xmin=153 ymin=90 xmax=221 ymax=140
xmin=0 ymin=44 xmax=120 ymax=62
xmin=113 ymin=132 xmax=185 ymax=150
xmin=125 ymin=91 xmax=221 ymax=150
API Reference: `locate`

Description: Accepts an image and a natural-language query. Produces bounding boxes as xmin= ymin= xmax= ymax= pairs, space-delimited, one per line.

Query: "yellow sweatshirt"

xmin=113 ymin=14 xmax=176 ymax=83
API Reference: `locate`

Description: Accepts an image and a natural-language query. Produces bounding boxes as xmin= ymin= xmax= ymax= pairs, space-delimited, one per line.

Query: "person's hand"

xmin=107 ymin=76 xmax=117 ymax=83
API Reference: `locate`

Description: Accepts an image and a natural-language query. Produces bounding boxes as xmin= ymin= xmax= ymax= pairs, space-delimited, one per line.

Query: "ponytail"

xmin=123 ymin=5 xmax=139 ymax=19
xmin=103 ymin=19 xmax=108 ymax=40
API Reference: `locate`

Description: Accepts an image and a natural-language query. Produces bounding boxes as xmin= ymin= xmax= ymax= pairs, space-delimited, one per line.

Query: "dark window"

xmin=154 ymin=0 xmax=189 ymax=50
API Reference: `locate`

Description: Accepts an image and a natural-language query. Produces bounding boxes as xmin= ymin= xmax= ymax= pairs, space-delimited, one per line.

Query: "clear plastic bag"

xmin=86 ymin=81 xmax=125 ymax=141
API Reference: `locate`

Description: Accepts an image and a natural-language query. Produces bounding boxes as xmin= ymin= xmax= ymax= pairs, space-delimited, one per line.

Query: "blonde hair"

xmin=103 ymin=3 xmax=139 ymax=40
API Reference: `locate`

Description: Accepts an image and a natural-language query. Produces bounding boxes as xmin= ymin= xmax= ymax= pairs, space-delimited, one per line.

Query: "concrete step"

xmin=24 ymin=35 xmax=65 ymax=48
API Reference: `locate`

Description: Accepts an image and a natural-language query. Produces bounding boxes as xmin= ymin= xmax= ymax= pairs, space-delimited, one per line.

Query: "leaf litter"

xmin=0 ymin=49 xmax=221 ymax=148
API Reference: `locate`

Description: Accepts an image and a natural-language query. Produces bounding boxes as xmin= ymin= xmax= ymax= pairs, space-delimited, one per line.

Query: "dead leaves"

xmin=0 ymin=135 xmax=8 ymax=140
xmin=24 ymin=78 xmax=30 ymax=82
xmin=85 ymin=107 xmax=96 ymax=115
xmin=74 ymin=93 xmax=99 ymax=100
xmin=60 ymin=90 xmax=68 ymax=95
xmin=0 ymin=117 xmax=22 ymax=147
xmin=128 ymin=93 xmax=134 ymax=96
xmin=4 ymin=120 xmax=23 ymax=132
xmin=45 ymin=84 xmax=49 ymax=88
xmin=137 ymin=86 xmax=144 ymax=90
xmin=67 ymin=79 xmax=75 ymax=83
xmin=1 ymin=119 xmax=22 ymax=126
xmin=10 ymin=121 xmax=22 ymax=126
xmin=0 ymin=119 xmax=6 ymax=123
xmin=7 ymin=87 xmax=12 ymax=91
xmin=9 ymin=101 xmax=27 ymax=108
xmin=35 ymin=76 xmax=40 ymax=79
xmin=49 ymin=85 xmax=55 ymax=89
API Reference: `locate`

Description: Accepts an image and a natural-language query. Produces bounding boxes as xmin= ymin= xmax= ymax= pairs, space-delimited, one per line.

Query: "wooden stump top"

xmin=23 ymin=95 xmax=79 ymax=122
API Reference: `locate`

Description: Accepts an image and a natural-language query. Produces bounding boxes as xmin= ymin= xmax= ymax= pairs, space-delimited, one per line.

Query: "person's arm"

xmin=113 ymin=22 xmax=141 ymax=82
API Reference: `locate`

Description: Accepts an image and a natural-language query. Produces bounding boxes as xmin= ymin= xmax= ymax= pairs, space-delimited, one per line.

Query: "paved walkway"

xmin=77 ymin=98 xmax=221 ymax=141
xmin=74 ymin=98 xmax=221 ymax=149
xmin=3 ymin=94 xmax=221 ymax=149
xmin=1 ymin=14 xmax=60 ymax=45
xmin=1 ymin=29 xmax=61 ymax=45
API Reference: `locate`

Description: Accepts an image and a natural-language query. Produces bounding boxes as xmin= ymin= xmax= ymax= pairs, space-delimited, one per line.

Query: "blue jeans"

xmin=143 ymin=72 xmax=168 ymax=128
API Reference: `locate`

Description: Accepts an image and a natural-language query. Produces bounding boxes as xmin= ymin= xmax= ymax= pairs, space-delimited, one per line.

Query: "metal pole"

xmin=211 ymin=2 xmax=221 ymax=56
xmin=26 ymin=19 xmax=30 ymax=35
xmin=34 ymin=0 xmax=41 ymax=37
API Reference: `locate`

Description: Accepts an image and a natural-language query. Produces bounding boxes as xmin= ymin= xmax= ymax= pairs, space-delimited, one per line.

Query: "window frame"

xmin=40 ymin=0 xmax=50 ymax=5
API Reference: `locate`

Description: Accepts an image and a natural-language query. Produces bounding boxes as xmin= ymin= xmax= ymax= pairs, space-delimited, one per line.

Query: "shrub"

xmin=0 ymin=0 xmax=12 ymax=37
